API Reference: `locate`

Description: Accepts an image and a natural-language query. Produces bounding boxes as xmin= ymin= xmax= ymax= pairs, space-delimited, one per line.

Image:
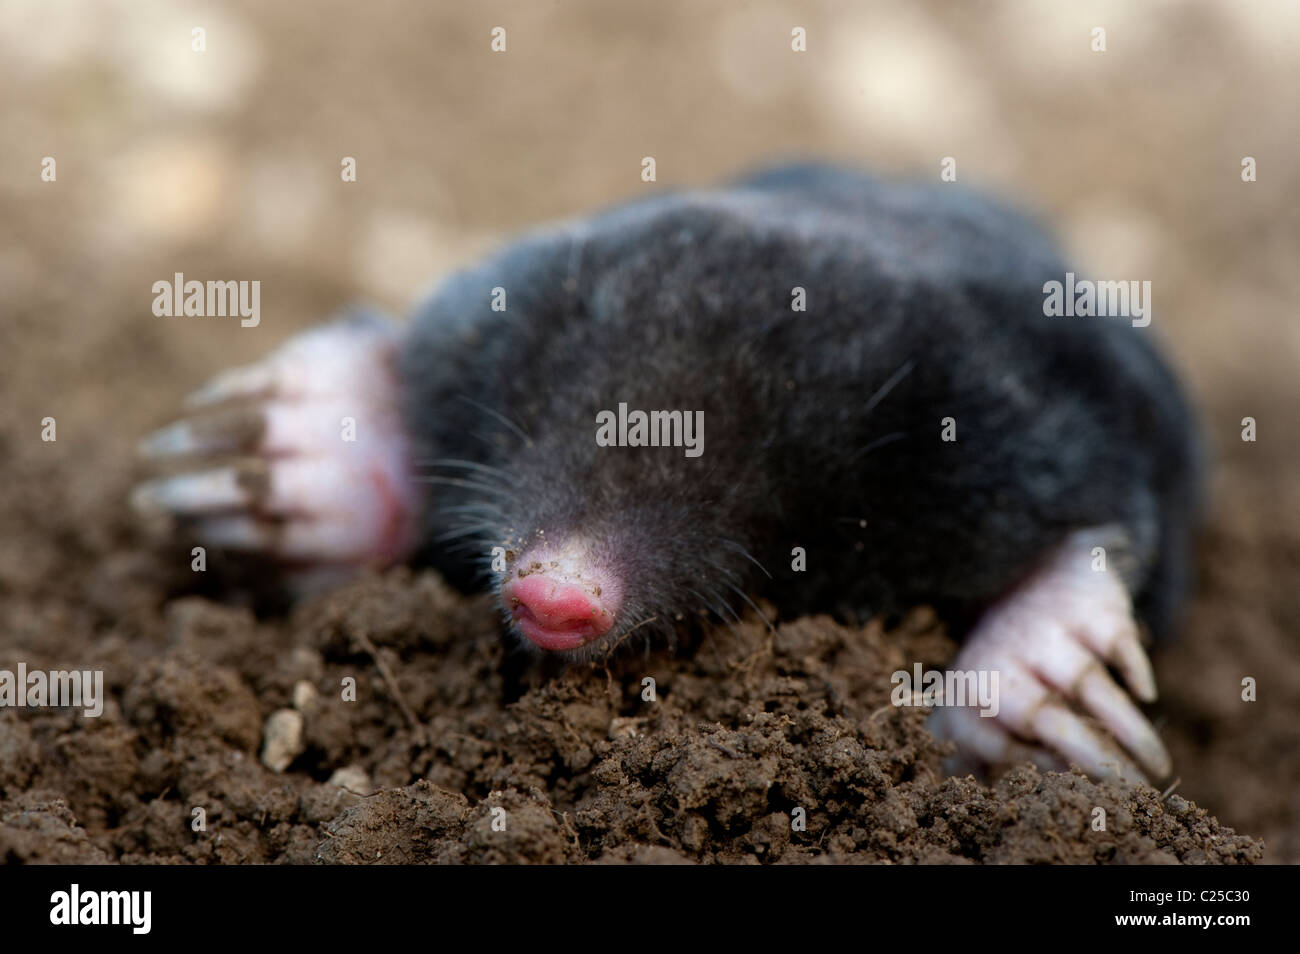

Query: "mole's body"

xmin=135 ymin=165 xmax=1202 ymax=783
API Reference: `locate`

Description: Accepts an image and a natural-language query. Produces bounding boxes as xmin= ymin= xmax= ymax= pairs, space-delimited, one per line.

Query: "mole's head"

xmin=463 ymin=430 xmax=765 ymax=660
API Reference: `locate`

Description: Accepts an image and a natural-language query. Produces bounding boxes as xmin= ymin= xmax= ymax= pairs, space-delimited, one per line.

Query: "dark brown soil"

xmin=0 ymin=549 xmax=1264 ymax=864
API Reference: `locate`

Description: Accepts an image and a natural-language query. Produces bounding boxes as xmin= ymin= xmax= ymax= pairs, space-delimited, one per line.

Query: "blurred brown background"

xmin=1 ymin=0 xmax=1297 ymax=858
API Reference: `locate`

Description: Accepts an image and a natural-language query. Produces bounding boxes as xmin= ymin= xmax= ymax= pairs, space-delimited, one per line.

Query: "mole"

xmin=132 ymin=164 xmax=1203 ymax=785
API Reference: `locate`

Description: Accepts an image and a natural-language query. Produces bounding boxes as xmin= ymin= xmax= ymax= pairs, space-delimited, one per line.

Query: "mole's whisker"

xmin=723 ymin=581 xmax=775 ymax=634
xmin=718 ymin=538 xmax=773 ymax=579
xmin=414 ymin=475 xmax=509 ymax=499
xmin=848 ymin=430 xmax=907 ymax=465
xmin=417 ymin=458 xmax=512 ymax=483
xmin=685 ymin=586 xmax=736 ymax=625
xmin=862 ymin=357 xmax=916 ymax=416
xmin=455 ymin=394 xmax=534 ymax=448
xmin=432 ymin=523 xmax=497 ymax=545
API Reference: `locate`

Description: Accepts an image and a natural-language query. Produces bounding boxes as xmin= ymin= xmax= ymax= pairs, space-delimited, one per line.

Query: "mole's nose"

xmin=502 ymin=572 xmax=618 ymax=651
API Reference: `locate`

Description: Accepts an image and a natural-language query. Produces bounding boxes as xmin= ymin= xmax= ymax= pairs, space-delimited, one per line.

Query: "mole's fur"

xmin=397 ymin=164 xmax=1202 ymax=654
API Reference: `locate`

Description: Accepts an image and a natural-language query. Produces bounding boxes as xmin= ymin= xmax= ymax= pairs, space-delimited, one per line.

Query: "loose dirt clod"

xmin=260 ymin=709 xmax=305 ymax=773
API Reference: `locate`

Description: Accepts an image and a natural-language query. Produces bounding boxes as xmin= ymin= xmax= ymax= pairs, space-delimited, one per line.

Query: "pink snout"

xmin=502 ymin=572 xmax=619 ymax=651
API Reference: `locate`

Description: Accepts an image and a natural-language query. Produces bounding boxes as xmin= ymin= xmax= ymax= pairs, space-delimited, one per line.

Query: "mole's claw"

xmin=188 ymin=516 xmax=276 ymax=550
xmin=185 ymin=363 xmax=277 ymax=408
xmin=929 ymin=702 xmax=1062 ymax=774
xmin=192 ymin=514 xmax=376 ymax=561
xmin=133 ymin=314 xmax=420 ymax=592
xmin=1076 ymin=666 xmax=1171 ymax=778
xmin=1016 ymin=620 xmax=1171 ymax=779
xmin=1031 ymin=704 xmax=1148 ymax=783
xmin=138 ymin=406 xmax=267 ymax=459
xmin=1105 ymin=625 xmax=1159 ymax=703
xmin=131 ymin=466 xmax=257 ymax=515
xmin=138 ymin=421 xmax=195 ymax=458
xmin=928 ymin=524 xmax=1170 ymax=783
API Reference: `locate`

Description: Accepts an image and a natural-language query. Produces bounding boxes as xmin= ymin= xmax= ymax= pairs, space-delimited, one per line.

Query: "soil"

xmin=0 ymin=512 xmax=1270 ymax=863
xmin=1 ymin=0 xmax=1295 ymax=865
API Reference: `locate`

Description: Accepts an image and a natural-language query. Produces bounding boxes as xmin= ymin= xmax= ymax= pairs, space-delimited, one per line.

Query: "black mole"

xmin=135 ymin=164 xmax=1203 ymax=783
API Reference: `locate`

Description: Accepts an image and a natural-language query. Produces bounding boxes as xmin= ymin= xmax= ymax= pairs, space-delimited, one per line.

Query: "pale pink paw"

xmin=132 ymin=315 xmax=420 ymax=594
xmin=928 ymin=527 xmax=1171 ymax=783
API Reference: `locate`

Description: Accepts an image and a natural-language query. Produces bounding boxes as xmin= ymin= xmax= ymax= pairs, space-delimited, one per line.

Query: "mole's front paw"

xmin=928 ymin=528 xmax=1171 ymax=784
xmin=131 ymin=314 xmax=419 ymax=594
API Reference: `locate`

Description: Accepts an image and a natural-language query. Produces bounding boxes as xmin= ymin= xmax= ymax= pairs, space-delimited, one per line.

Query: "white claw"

xmin=131 ymin=468 xmax=250 ymax=515
xmin=930 ymin=705 xmax=1061 ymax=773
xmin=1018 ymin=621 xmax=1171 ymax=778
xmin=139 ymin=421 xmax=198 ymax=458
xmin=1107 ymin=628 xmax=1159 ymax=703
xmin=1032 ymin=704 xmax=1147 ymax=783
xmin=191 ymin=516 xmax=276 ymax=550
xmin=928 ymin=525 xmax=1170 ymax=783
xmin=185 ymin=363 xmax=277 ymax=408
xmin=138 ymin=409 xmax=263 ymax=459
xmin=1076 ymin=667 xmax=1171 ymax=778
xmin=192 ymin=511 xmax=382 ymax=561
xmin=139 ymin=403 xmax=323 ymax=461
xmin=132 ymin=316 xmax=420 ymax=589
